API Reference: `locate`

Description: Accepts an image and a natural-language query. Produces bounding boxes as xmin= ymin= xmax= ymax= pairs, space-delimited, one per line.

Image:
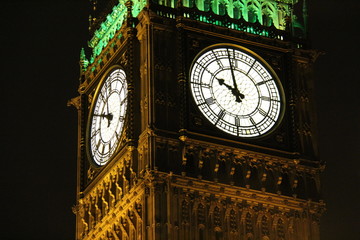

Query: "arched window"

xmin=229 ymin=209 xmax=237 ymax=230
xmin=277 ymin=218 xmax=286 ymax=239
xmin=219 ymin=2 xmax=226 ymax=15
xmin=262 ymin=4 xmax=276 ymax=27
xmin=188 ymin=0 xmax=195 ymax=8
xmin=233 ymin=6 xmax=241 ymax=19
xmin=214 ymin=206 xmax=222 ymax=227
xmin=245 ymin=212 xmax=253 ymax=233
xmin=263 ymin=14 xmax=273 ymax=26
xmin=248 ymin=8 xmax=258 ymax=23
xmin=204 ymin=0 xmax=211 ymax=11
xmin=261 ymin=215 xmax=269 ymax=236
xmin=197 ymin=204 xmax=206 ymax=225
xmin=181 ymin=200 xmax=189 ymax=222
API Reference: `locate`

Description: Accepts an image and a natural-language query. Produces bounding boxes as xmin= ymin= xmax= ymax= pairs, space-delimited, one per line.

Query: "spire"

xmin=80 ymin=48 xmax=89 ymax=72
xmin=125 ymin=0 xmax=134 ymax=27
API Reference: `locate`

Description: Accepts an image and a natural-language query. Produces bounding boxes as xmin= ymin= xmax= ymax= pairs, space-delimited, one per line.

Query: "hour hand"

xmin=93 ymin=113 xmax=113 ymax=122
xmin=217 ymin=78 xmax=244 ymax=103
xmin=217 ymin=78 xmax=232 ymax=90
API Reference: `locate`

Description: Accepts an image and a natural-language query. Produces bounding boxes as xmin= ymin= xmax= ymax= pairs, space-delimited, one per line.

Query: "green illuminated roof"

xmin=87 ymin=0 xmax=146 ymax=63
xmin=85 ymin=0 xmax=306 ymax=68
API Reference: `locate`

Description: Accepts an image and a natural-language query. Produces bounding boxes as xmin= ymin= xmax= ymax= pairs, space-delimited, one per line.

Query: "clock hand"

xmin=103 ymin=83 xmax=111 ymax=127
xmin=217 ymin=78 xmax=244 ymax=103
xmin=227 ymin=49 xmax=245 ymax=101
xmin=93 ymin=113 xmax=113 ymax=122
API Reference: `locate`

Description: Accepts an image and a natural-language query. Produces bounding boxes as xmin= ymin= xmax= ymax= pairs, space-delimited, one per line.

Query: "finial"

xmin=126 ymin=0 xmax=133 ymax=18
xmin=80 ymin=48 xmax=89 ymax=72
xmin=125 ymin=0 xmax=134 ymax=27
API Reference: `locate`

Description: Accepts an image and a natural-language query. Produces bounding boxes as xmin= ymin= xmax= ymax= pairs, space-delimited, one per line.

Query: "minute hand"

xmin=227 ymin=51 xmax=245 ymax=102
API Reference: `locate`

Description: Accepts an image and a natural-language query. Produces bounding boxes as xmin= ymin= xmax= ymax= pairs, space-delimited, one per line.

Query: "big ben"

xmin=69 ymin=0 xmax=325 ymax=239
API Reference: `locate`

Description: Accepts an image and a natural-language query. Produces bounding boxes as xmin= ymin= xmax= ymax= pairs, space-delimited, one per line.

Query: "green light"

xmin=88 ymin=0 xmax=146 ymax=60
xmin=80 ymin=48 xmax=89 ymax=71
xmin=85 ymin=0 xmax=304 ymax=69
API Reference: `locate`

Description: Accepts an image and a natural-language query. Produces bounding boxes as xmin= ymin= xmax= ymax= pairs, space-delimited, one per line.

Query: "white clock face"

xmin=190 ymin=45 xmax=284 ymax=138
xmin=89 ymin=68 xmax=127 ymax=166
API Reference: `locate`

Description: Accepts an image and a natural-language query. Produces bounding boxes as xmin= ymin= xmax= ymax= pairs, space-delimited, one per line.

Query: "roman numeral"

xmin=120 ymin=98 xmax=127 ymax=106
xmin=97 ymin=139 xmax=102 ymax=149
xmin=256 ymin=80 xmax=272 ymax=86
xmin=105 ymin=84 xmax=112 ymax=98
xmin=232 ymin=49 xmax=238 ymax=68
xmin=205 ymin=97 xmax=215 ymax=105
xmin=190 ymin=82 xmax=211 ymax=88
xmin=99 ymin=92 xmax=106 ymax=102
xmin=91 ymin=129 xmax=101 ymax=139
xmin=258 ymin=108 xmax=267 ymax=116
xmin=195 ymin=62 xmax=216 ymax=78
xmin=215 ymin=110 xmax=225 ymax=125
xmin=260 ymin=96 xmax=271 ymax=101
xmin=212 ymin=50 xmax=224 ymax=68
xmin=101 ymin=144 xmax=106 ymax=154
xmin=235 ymin=116 xmax=240 ymax=127
xmin=250 ymin=117 xmax=260 ymax=134
xmin=246 ymin=61 xmax=256 ymax=74
xmin=250 ymin=117 xmax=256 ymax=125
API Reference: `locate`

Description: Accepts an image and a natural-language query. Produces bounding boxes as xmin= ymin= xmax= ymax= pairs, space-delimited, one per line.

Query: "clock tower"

xmin=69 ymin=0 xmax=325 ymax=239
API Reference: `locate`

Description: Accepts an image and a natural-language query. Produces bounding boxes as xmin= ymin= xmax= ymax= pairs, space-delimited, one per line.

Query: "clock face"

xmin=88 ymin=68 xmax=128 ymax=166
xmin=190 ymin=44 xmax=284 ymax=138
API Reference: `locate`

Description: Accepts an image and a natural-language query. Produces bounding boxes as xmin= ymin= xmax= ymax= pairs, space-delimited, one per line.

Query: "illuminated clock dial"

xmin=190 ymin=44 xmax=284 ymax=137
xmin=88 ymin=68 xmax=127 ymax=166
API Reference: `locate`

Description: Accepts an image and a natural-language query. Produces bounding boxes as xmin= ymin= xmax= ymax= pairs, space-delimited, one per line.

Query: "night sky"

xmin=1 ymin=1 xmax=359 ymax=239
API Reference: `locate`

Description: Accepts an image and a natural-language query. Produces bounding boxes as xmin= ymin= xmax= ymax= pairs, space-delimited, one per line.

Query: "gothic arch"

xmin=273 ymin=216 xmax=288 ymax=240
xmin=218 ymin=0 xmax=228 ymax=15
xmin=246 ymin=0 xmax=261 ymax=23
xmin=196 ymin=202 xmax=207 ymax=226
xmin=226 ymin=207 xmax=239 ymax=233
xmin=256 ymin=212 xmax=272 ymax=239
xmin=212 ymin=205 xmax=223 ymax=229
xmin=261 ymin=2 xmax=277 ymax=27
xmin=242 ymin=210 xmax=255 ymax=236
xmin=276 ymin=4 xmax=288 ymax=30
xmin=232 ymin=0 xmax=245 ymax=19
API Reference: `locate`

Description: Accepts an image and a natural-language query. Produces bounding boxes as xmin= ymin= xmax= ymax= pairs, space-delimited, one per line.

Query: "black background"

xmin=1 ymin=0 xmax=359 ymax=239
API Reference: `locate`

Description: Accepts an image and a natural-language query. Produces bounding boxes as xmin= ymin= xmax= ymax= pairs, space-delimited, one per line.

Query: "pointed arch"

xmin=272 ymin=216 xmax=289 ymax=240
xmin=255 ymin=212 xmax=272 ymax=239
xmin=260 ymin=214 xmax=270 ymax=236
xmin=204 ymin=0 xmax=211 ymax=11
xmin=227 ymin=208 xmax=238 ymax=232
xmin=246 ymin=0 xmax=260 ymax=23
xmin=218 ymin=0 xmax=227 ymax=15
xmin=261 ymin=2 xmax=277 ymax=27
xmin=197 ymin=202 xmax=207 ymax=240
xmin=232 ymin=1 xmax=244 ymax=19
xmin=197 ymin=202 xmax=206 ymax=226
xmin=276 ymin=218 xmax=286 ymax=239
xmin=244 ymin=211 xmax=255 ymax=235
